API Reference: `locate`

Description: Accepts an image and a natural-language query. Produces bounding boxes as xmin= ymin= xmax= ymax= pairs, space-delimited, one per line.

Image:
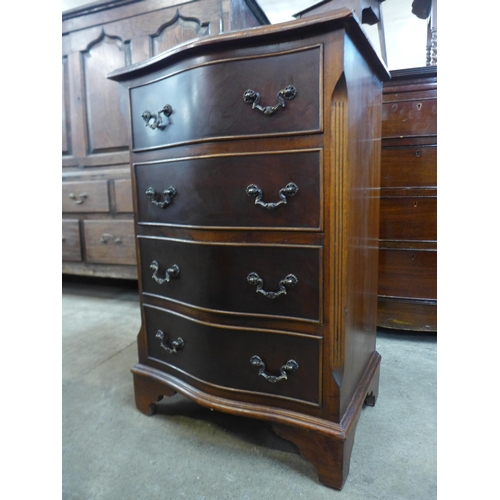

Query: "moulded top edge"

xmin=107 ymin=8 xmax=389 ymax=82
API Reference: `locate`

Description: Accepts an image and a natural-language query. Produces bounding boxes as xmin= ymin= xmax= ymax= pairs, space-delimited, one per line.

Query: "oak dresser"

xmin=108 ymin=9 xmax=389 ymax=489
xmin=62 ymin=0 xmax=268 ymax=279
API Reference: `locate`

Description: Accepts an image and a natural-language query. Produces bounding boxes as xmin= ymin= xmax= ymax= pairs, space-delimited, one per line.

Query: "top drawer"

xmin=130 ymin=46 xmax=322 ymax=151
xmin=382 ymin=98 xmax=436 ymax=139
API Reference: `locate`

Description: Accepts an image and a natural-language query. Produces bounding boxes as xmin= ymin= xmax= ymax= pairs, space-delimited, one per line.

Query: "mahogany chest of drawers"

xmin=378 ymin=67 xmax=437 ymax=331
xmin=109 ymin=9 xmax=388 ymax=489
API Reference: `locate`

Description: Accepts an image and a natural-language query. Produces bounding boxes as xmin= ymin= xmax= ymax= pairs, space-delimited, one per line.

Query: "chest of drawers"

xmin=109 ymin=9 xmax=388 ymax=489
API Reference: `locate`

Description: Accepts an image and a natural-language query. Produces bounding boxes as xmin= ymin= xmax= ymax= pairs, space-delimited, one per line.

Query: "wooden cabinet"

xmin=62 ymin=0 xmax=268 ymax=279
xmin=109 ymin=9 xmax=388 ymax=489
xmin=378 ymin=67 xmax=437 ymax=331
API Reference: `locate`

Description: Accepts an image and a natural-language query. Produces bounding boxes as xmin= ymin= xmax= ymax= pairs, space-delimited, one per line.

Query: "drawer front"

xmin=381 ymin=146 xmax=436 ymax=188
xmin=380 ymin=197 xmax=436 ymax=241
xmin=62 ymin=219 xmax=82 ymax=262
xmin=84 ymin=220 xmax=136 ymax=265
xmin=139 ymin=237 xmax=321 ymax=322
xmin=378 ymin=249 xmax=436 ymax=300
xmin=114 ymin=179 xmax=134 ymax=213
xmin=144 ymin=304 xmax=321 ymax=405
xmin=135 ymin=151 xmax=321 ymax=230
xmin=382 ymin=98 xmax=436 ymax=138
xmin=130 ymin=46 xmax=321 ymax=151
xmin=62 ymin=180 xmax=110 ymax=213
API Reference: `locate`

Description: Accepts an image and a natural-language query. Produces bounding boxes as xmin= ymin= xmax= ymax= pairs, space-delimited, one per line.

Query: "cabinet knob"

xmin=250 ymin=355 xmax=298 ymax=383
xmin=246 ymin=182 xmax=298 ymax=209
xmin=243 ymin=85 xmax=297 ymax=116
xmin=68 ymin=192 xmax=87 ymax=205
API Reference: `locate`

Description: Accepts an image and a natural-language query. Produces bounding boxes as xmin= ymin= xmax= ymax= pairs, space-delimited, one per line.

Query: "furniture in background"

xmin=109 ymin=9 xmax=389 ymax=489
xmin=62 ymin=0 xmax=268 ymax=279
xmin=378 ymin=66 xmax=437 ymax=331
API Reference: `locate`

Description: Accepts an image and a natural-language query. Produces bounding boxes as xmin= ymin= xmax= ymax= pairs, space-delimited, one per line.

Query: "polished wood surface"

xmin=378 ymin=66 xmax=437 ymax=331
xmin=62 ymin=0 xmax=268 ymax=278
xmin=109 ymin=9 xmax=388 ymax=489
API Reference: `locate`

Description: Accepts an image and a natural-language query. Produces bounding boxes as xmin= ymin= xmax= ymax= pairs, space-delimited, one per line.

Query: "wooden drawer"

xmin=143 ymin=304 xmax=321 ymax=405
xmin=135 ymin=150 xmax=321 ymax=230
xmin=62 ymin=180 xmax=110 ymax=213
xmin=130 ymin=45 xmax=321 ymax=151
xmin=62 ymin=219 xmax=82 ymax=262
xmin=381 ymin=146 xmax=436 ymax=188
xmin=139 ymin=237 xmax=322 ymax=322
xmin=380 ymin=196 xmax=437 ymax=241
xmin=114 ymin=179 xmax=134 ymax=213
xmin=382 ymin=98 xmax=436 ymax=138
xmin=378 ymin=249 xmax=436 ymax=300
xmin=84 ymin=220 xmax=136 ymax=265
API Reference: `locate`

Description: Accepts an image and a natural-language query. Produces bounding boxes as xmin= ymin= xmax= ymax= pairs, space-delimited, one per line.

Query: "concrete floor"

xmin=62 ymin=276 xmax=436 ymax=500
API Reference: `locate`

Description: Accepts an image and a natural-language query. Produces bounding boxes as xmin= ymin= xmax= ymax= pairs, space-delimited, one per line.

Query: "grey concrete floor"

xmin=62 ymin=277 xmax=436 ymax=500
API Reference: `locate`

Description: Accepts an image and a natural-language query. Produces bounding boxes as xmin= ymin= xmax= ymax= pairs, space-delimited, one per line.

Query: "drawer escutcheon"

xmin=250 ymin=355 xmax=299 ymax=383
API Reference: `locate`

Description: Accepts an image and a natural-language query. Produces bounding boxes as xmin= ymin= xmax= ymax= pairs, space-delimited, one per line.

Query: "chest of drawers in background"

xmin=109 ymin=10 xmax=389 ymax=489
xmin=62 ymin=0 xmax=268 ymax=279
xmin=378 ymin=67 xmax=437 ymax=332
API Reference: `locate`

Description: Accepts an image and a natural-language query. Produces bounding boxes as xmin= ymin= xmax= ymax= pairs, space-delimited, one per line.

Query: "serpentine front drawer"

xmin=129 ymin=45 xmax=321 ymax=151
xmin=143 ymin=304 xmax=321 ymax=406
xmin=135 ymin=150 xmax=322 ymax=230
xmin=139 ymin=236 xmax=322 ymax=322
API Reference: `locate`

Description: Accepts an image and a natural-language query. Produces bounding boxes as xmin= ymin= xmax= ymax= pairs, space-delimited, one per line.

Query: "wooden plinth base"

xmin=131 ymin=352 xmax=380 ymax=490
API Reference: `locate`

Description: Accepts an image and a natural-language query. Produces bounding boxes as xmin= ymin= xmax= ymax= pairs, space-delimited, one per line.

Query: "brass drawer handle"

xmin=243 ymin=85 xmax=297 ymax=116
xmin=250 ymin=355 xmax=298 ymax=383
xmin=142 ymin=104 xmax=173 ymax=130
xmin=100 ymin=233 xmax=122 ymax=244
xmin=155 ymin=330 xmax=184 ymax=354
xmin=246 ymin=182 xmax=298 ymax=209
xmin=247 ymin=272 xmax=298 ymax=299
xmin=146 ymin=186 xmax=176 ymax=208
xmin=68 ymin=192 xmax=87 ymax=205
xmin=150 ymin=260 xmax=179 ymax=284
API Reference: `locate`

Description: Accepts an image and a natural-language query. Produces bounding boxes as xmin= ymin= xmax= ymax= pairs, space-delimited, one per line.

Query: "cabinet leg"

xmin=132 ymin=370 xmax=177 ymax=416
xmin=272 ymin=423 xmax=355 ymax=490
xmin=364 ymin=362 xmax=380 ymax=407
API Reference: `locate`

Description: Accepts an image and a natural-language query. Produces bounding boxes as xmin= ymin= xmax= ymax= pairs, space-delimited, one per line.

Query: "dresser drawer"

xmin=382 ymin=98 xmax=436 ymax=138
xmin=139 ymin=237 xmax=321 ymax=322
xmin=380 ymin=196 xmax=437 ymax=241
xmin=62 ymin=219 xmax=82 ymax=262
xmin=143 ymin=304 xmax=321 ymax=405
xmin=378 ymin=249 xmax=436 ymax=300
xmin=114 ymin=179 xmax=134 ymax=213
xmin=135 ymin=150 xmax=321 ymax=230
xmin=84 ymin=220 xmax=136 ymax=265
xmin=130 ymin=46 xmax=321 ymax=151
xmin=62 ymin=180 xmax=110 ymax=213
xmin=381 ymin=146 xmax=436 ymax=188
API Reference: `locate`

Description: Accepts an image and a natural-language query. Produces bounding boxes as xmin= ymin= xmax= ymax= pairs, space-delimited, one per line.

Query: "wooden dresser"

xmin=378 ymin=67 xmax=437 ymax=331
xmin=62 ymin=0 xmax=268 ymax=279
xmin=109 ymin=10 xmax=389 ymax=489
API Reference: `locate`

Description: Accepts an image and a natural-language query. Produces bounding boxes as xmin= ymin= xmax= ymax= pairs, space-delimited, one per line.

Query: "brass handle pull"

xmin=150 ymin=260 xmax=180 ymax=285
xmin=142 ymin=104 xmax=173 ymax=130
xmin=246 ymin=182 xmax=298 ymax=209
xmin=68 ymin=192 xmax=87 ymax=205
xmin=156 ymin=330 xmax=184 ymax=354
xmin=100 ymin=233 xmax=122 ymax=244
xmin=243 ymin=85 xmax=297 ymax=116
xmin=250 ymin=355 xmax=298 ymax=383
xmin=247 ymin=272 xmax=298 ymax=299
xmin=146 ymin=186 xmax=176 ymax=208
